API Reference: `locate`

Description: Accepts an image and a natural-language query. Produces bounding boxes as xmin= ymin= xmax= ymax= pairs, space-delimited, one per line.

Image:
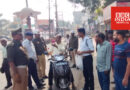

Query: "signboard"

xmin=111 ymin=7 xmax=130 ymax=30
xmin=103 ymin=1 xmax=130 ymax=22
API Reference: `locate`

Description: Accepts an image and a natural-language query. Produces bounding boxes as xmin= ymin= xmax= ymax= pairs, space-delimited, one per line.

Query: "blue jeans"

xmin=115 ymin=76 xmax=130 ymax=90
xmin=97 ymin=70 xmax=110 ymax=90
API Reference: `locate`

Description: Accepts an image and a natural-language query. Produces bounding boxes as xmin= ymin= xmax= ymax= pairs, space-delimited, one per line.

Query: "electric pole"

xmin=55 ymin=0 xmax=59 ymax=34
xmin=26 ymin=0 xmax=29 ymax=8
xmin=25 ymin=0 xmax=31 ymax=30
xmin=48 ymin=0 xmax=51 ymax=38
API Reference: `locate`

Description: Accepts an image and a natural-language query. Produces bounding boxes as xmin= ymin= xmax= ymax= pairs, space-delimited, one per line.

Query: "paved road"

xmin=0 ymin=39 xmax=115 ymax=90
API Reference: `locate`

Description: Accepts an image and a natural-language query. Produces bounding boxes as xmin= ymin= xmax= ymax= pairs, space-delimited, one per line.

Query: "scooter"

xmin=49 ymin=55 xmax=73 ymax=90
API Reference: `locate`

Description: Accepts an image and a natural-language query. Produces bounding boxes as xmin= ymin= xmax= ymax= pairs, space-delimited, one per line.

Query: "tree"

xmin=69 ymin=0 xmax=100 ymax=12
xmin=0 ymin=19 xmax=10 ymax=35
xmin=58 ymin=20 xmax=72 ymax=29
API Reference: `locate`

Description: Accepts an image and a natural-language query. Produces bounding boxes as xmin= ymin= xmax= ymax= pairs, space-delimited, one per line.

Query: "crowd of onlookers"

xmin=95 ymin=30 xmax=130 ymax=90
xmin=0 ymin=28 xmax=130 ymax=90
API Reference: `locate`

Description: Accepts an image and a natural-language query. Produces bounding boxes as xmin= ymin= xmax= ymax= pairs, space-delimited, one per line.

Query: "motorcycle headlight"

xmin=54 ymin=55 xmax=64 ymax=61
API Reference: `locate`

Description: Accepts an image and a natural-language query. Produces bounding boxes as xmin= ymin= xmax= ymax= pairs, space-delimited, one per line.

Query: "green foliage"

xmin=69 ymin=0 xmax=129 ymax=11
xmin=93 ymin=16 xmax=98 ymax=20
xmin=95 ymin=7 xmax=103 ymax=16
xmin=0 ymin=19 xmax=10 ymax=29
xmin=58 ymin=20 xmax=72 ymax=29
xmin=0 ymin=19 xmax=10 ymax=35
xmin=69 ymin=0 xmax=100 ymax=12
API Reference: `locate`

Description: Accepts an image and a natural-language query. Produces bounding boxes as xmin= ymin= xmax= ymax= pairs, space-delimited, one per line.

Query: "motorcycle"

xmin=48 ymin=55 xmax=73 ymax=90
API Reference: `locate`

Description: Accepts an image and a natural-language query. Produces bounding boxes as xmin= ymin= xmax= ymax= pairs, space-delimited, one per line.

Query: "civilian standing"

xmin=113 ymin=31 xmax=130 ymax=90
xmin=0 ymin=38 xmax=12 ymax=89
xmin=77 ymin=28 xmax=94 ymax=90
xmin=96 ymin=33 xmax=112 ymax=90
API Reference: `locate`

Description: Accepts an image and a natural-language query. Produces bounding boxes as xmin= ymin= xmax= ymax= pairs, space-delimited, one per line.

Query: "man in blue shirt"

xmin=114 ymin=30 xmax=130 ymax=90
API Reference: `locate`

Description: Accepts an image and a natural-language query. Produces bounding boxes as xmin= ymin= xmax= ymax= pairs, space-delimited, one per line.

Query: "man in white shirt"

xmin=0 ymin=38 xmax=12 ymax=89
xmin=49 ymin=35 xmax=65 ymax=56
xmin=77 ymin=28 xmax=94 ymax=90
xmin=22 ymin=32 xmax=44 ymax=90
xmin=48 ymin=35 xmax=75 ymax=89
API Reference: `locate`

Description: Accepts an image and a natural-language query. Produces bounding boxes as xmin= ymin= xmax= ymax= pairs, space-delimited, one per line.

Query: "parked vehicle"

xmin=49 ymin=55 xmax=72 ymax=90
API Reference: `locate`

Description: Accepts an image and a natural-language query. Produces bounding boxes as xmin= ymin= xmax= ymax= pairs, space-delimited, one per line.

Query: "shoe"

xmin=29 ymin=87 xmax=35 ymax=90
xmin=72 ymin=83 xmax=76 ymax=90
xmin=71 ymin=64 xmax=76 ymax=68
xmin=0 ymin=67 xmax=4 ymax=73
xmin=37 ymin=85 xmax=45 ymax=89
xmin=29 ymin=86 xmax=36 ymax=90
xmin=5 ymin=83 xmax=12 ymax=89
xmin=48 ymin=86 xmax=52 ymax=90
xmin=72 ymin=86 xmax=76 ymax=90
xmin=39 ymin=83 xmax=46 ymax=87
xmin=40 ymin=80 xmax=44 ymax=84
xmin=39 ymin=79 xmax=44 ymax=83
xmin=111 ymin=81 xmax=115 ymax=84
xmin=42 ymin=75 xmax=48 ymax=79
xmin=40 ymin=79 xmax=44 ymax=83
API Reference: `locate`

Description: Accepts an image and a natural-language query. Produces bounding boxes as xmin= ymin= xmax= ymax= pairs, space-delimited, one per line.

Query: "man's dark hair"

xmin=66 ymin=34 xmax=69 ymax=37
xmin=0 ymin=39 xmax=7 ymax=43
xmin=116 ymin=30 xmax=128 ymax=38
xmin=25 ymin=31 xmax=33 ymax=36
xmin=98 ymin=33 xmax=105 ymax=41
xmin=11 ymin=28 xmax=22 ymax=36
xmin=59 ymin=36 xmax=61 ymax=39
xmin=77 ymin=28 xmax=86 ymax=35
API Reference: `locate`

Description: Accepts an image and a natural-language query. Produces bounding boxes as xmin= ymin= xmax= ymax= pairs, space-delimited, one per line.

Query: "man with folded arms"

xmin=7 ymin=28 xmax=28 ymax=90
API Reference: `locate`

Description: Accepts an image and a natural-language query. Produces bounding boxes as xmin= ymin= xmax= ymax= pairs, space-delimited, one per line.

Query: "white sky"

xmin=0 ymin=0 xmax=83 ymax=22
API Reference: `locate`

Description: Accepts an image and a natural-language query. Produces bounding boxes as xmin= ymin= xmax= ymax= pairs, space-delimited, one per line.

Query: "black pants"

xmin=48 ymin=62 xmax=74 ymax=86
xmin=83 ymin=55 xmax=94 ymax=90
xmin=28 ymin=59 xmax=41 ymax=88
xmin=1 ymin=59 xmax=12 ymax=85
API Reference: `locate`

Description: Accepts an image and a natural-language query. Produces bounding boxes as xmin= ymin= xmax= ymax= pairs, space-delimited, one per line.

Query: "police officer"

xmin=7 ymin=28 xmax=28 ymax=90
xmin=33 ymin=31 xmax=48 ymax=81
xmin=69 ymin=31 xmax=78 ymax=68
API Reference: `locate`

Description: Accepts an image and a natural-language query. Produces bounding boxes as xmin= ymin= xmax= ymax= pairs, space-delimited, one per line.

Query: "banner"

xmin=111 ymin=7 xmax=130 ymax=30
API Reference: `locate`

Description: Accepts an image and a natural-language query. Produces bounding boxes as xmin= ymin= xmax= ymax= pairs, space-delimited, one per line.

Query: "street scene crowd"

xmin=0 ymin=27 xmax=130 ymax=90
